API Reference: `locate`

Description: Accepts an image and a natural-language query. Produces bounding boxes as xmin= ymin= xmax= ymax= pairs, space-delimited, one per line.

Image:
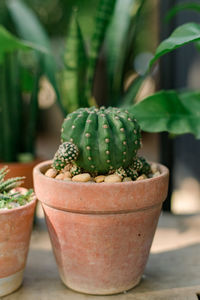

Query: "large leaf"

xmin=150 ymin=23 xmax=200 ymax=68
xmin=105 ymin=0 xmax=145 ymax=105
xmin=165 ymin=3 xmax=200 ymax=22
xmin=128 ymin=90 xmax=200 ymax=138
xmin=86 ymin=0 xmax=116 ymax=99
xmin=58 ymin=12 xmax=88 ymax=113
xmin=0 ymin=25 xmax=45 ymax=63
xmin=7 ymin=0 xmax=63 ymax=114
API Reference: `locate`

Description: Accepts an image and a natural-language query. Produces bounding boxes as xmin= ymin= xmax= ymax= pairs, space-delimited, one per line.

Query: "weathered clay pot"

xmin=0 ymin=195 xmax=36 ymax=297
xmin=0 ymin=159 xmax=41 ymax=189
xmin=33 ymin=160 xmax=169 ymax=295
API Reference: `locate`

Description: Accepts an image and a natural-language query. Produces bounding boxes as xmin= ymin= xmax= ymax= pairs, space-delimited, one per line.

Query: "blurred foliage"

xmin=0 ymin=0 xmax=98 ymax=37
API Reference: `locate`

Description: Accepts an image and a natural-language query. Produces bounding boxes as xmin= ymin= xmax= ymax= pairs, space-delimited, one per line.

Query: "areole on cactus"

xmin=59 ymin=106 xmax=142 ymax=174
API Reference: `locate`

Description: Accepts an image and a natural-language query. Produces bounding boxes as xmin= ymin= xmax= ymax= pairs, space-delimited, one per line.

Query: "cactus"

xmin=125 ymin=156 xmax=151 ymax=179
xmin=138 ymin=156 xmax=151 ymax=175
xmin=61 ymin=106 xmax=141 ymax=174
xmin=125 ymin=167 xmax=138 ymax=180
xmin=70 ymin=164 xmax=82 ymax=176
xmin=115 ymin=167 xmax=127 ymax=179
xmin=52 ymin=142 xmax=79 ymax=171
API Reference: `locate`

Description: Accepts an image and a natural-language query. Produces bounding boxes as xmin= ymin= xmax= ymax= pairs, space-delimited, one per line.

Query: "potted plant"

xmin=0 ymin=25 xmax=46 ymax=188
xmin=33 ymin=106 xmax=169 ymax=295
xmin=0 ymin=166 xmax=36 ymax=297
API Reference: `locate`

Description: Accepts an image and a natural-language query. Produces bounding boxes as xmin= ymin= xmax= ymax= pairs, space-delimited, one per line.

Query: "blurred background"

xmin=0 ymin=0 xmax=199 ymax=215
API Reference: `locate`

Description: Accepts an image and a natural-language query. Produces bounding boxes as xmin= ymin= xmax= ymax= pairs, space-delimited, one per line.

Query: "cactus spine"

xmin=61 ymin=106 xmax=141 ymax=174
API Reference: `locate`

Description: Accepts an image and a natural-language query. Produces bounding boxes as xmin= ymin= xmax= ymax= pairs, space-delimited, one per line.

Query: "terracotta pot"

xmin=33 ymin=160 xmax=169 ymax=295
xmin=0 ymin=196 xmax=36 ymax=297
xmin=0 ymin=159 xmax=41 ymax=189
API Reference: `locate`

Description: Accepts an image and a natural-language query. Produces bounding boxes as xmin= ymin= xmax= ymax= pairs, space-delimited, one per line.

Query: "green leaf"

xmin=165 ymin=3 xmax=200 ymax=23
xmin=58 ymin=12 xmax=89 ymax=113
xmin=120 ymin=75 xmax=145 ymax=107
xmin=150 ymin=23 xmax=200 ymax=68
xmin=105 ymin=0 xmax=145 ymax=105
xmin=0 ymin=25 xmax=44 ymax=63
xmin=86 ymin=0 xmax=116 ymax=99
xmin=7 ymin=0 xmax=64 ymax=114
xmin=128 ymin=90 xmax=200 ymax=138
xmin=7 ymin=0 xmax=50 ymax=49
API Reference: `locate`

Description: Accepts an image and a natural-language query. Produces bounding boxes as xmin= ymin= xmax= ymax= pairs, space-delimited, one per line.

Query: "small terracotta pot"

xmin=0 ymin=196 xmax=36 ymax=297
xmin=33 ymin=161 xmax=169 ymax=295
xmin=0 ymin=159 xmax=41 ymax=189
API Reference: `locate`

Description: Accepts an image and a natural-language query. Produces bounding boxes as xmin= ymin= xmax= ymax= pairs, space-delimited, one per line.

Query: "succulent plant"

xmin=52 ymin=142 xmax=79 ymax=171
xmin=138 ymin=156 xmax=151 ymax=175
xmin=61 ymin=106 xmax=141 ymax=174
xmin=0 ymin=166 xmax=34 ymax=209
xmin=125 ymin=156 xmax=151 ymax=180
xmin=70 ymin=164 xmax=82 ymax=176
xmin=115 ymin=167 xmax=127 ymax=179
xmin=0 ymin=166 xmax=25 ymax=193
xmin=125 ymin=168 xmax=138 ymax=180
xmin=132 ymin=156 xmax=151 ymax=175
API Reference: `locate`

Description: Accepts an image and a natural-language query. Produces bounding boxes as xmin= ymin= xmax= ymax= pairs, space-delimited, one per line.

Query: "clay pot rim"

xmin=0 ymin=158 xmax=42 ymax=168
xmin=34 ymin=160 xmax=169 ymax=187
xmin=0 ymin=197 xmax=37 ymax=215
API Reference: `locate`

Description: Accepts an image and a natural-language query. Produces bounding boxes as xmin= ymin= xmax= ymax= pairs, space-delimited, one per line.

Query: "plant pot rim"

xmin=33 ymin=160 xmax=169 ymax=214
xmin=0 ymin=197 xmax=37 ymax=215
xmin=34 ymin=160 xmax=169 ymax=186
xmin=0 ymin=158 xmax=41 ymax=168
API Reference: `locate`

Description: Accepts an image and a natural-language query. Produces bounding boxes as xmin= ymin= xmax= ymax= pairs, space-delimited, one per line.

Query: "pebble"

xmin=95 ymin=175 xmax=106 ymax=183
xmin=152 ymin=171 xmax=161 ymax=178
xmin=55 ymin=173 xmax=65 ymax=180
xmin=72 ymin=173 xmax=91 ymax=182
xmin=123 ymin=177 xmax=132 ymax=182
xmin=104 ymin=174 xmax=122 ymax=183
xmin=63 ymin=171 xmax=72 ymax=178
xmin=63 ymin=164 xmax=73 ymax=172
xmin=151 ymin=163 xmax=158 ymax=174
xmin=136 ymin=174 xmax=147 ymax=181
xmin=45 ymin=168 xmax=57 ymax=178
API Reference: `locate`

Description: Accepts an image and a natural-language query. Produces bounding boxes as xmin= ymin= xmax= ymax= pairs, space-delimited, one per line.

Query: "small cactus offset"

xmin=61 ymin=106 xmax=141 ymax=174
xmin=125 ymin=156 xmax=151 ymax=179
xmin=125 ymin=167 xmax=138 ymax=180
xmin=70 ymin=164 xmax=82 ymax=176
xmin=115 ymin=167 xmax=127 ymax=179
xmin=138 ymin=156 xmax=151 ymax=175
xmin=53 ymin=142 xmax=79 ymax=171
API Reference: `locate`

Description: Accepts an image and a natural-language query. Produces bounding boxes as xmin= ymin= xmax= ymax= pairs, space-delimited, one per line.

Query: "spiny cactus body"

xmin=70 ymin=164 xmax=82 ymax=176
xmin=61 ymin=106 xmax=141 ymax=174
xmin=138 ymin=156 xmax=151 ymax=175
xmin=53 ymin=142 xmax=79 ymax=171
xmin=125 ymin=168 xmax=138 ymax=180
xmin=115 ymin=167 xmax=127 ymax=179
xmin=125 ymin=156 xmax=151 ymax=179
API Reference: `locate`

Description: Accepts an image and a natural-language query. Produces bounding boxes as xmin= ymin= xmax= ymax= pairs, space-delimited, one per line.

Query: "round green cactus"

xmin=52 ymin=142 xmax=79 ymax=171
xmin=61 ymin=106 xmax=141 ymax=174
